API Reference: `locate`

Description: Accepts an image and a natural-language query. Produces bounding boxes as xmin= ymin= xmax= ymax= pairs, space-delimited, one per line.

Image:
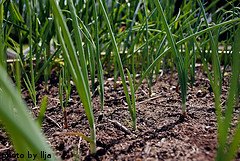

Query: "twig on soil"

xmin=77 ymin=137 xmax=82 ymax=159
xmin=32 ymin=106 xmax=62 ymax=129
xmin=141 ymin=89 xmax=148 ymax=97
xmin=108 ymin=119 xmax=131 ymax=135
xmin=0 ymin=147 xmax=11 ymax=152
xmin=105 ymin=96 xmax=126 ymax=103
xmin=144 ymin=143 xmax=151 ymax=155
xmin=32 ymin=106 xmax=39 ymax=110
xmin=45 ymin=115 xmax=62 ymax=129
xmin=96 ymin=122 xmax=108 ymax=128
xmin=48 ymin=97 xmax=60 ymax=103
xmin=137 ymin=95 xmax=163 ymax=105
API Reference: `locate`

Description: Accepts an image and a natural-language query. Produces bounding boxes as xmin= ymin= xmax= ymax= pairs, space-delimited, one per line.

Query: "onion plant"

xmin=153 ymin=0 xmax=188 ymax=116
xmin=92 ymin=0 xmax=104 ymax=110
xmin=126 ymin=69 xmax=136 ymax=130
xmin=97 ymin=0 xmax=135 ymax=127
xmin=135 ymin=17 xmax=240 ymax=90
xmin=215 ymin=25 xmax=240 ymax=161
xmin=189 ymin=1 xmax=240 ymax=159
xmin=59 ymin=66 xmax=71 ymax=129
xmin=1 ymin=0 xmax=240 ymax=159
xmin=25 ymin=0 xmax=37 ymax=106
xmin=50 ymin=0 xmax=96 ymax=154
xmin=0 ymin=65 xmax=57 ymax=161
xmin=97 ymin=0 xmax=137 ymax=129
xmin=36 ymin=95 xmax=48 ymax=128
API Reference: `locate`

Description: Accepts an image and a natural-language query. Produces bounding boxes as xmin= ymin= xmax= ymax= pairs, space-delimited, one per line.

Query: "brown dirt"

xmin=0 ymin=66 xmax=239 ymax=161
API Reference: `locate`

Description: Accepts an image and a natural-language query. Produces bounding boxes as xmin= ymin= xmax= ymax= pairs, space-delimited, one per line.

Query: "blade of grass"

xmin=35 ymin=47 xmax=61 ymax=82
xmin=122 ymin=0 xmax=143 ymax=60
xmin=87 ymin=43 xmax=96 ymax=94
xmin=143 ymin=0 xmax=152 ymax=96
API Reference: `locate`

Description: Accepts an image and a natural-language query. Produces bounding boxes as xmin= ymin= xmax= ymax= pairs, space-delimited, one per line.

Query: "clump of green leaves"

xmin=154 ymin=0 xmax=188 ymax=116
xmin=215 ymin=25 xmax=240 ymax=161
xmin=50 ymin=0 xmax=96 ymax=153
xmin=1 ymin=0 xmax=240 ymax=158
xmin=0 ymin=66 xmax=57 ymax=161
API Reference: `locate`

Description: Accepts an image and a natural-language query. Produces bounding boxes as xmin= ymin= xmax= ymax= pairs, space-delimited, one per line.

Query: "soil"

xmin=0 ymin=65 xmax=239 ymax=161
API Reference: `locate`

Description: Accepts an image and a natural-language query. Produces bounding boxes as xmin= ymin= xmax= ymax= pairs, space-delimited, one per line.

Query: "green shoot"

xmin=36 ymin=95 xmax=48 ymax=128
xmin=216 ymin=25 xmax=240 ymax=161
xmin=135 ymin=17 xmax=240 ymax=92
xmin=92 ymin=0 xmax=104 ymax=110
xmin=153 ymin=0 xmax=188 ymax=116
xmin=97 ymin=0 xmax=136 ymax=128
xmin=0 ymin=65 xmax=56 ymax=161
xmin=25 ymin=0 xmax=37 ymax=106
xmin=126 ymin=68 xmax=137 ymax=130
xmin=50 ymin=0 xmax=96 ymax=153
xmin=59 ymin=66 xmax=70 ymax=129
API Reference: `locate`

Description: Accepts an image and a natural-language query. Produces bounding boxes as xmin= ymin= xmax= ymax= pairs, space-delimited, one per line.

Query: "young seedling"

xmin=126 ymin=68 xmax=137 ymax=130
xmin=154 ymin=0 xmax=188 ymax=116
xmin=36 ymin=95 xmax=48 ymax=128
xmin=25 ymin=0 xmax=37 ymax=107
xmin=98 ymin=0 xmax=137 ymax=129
xmin=59 ymin=66 xmax=71 ymax=129
xmin=51 ymin=0 xmax=96 ymax=153
xmin=0 ymin=66 xmax=56 ymax=161
xmin=216 ymin=25 xmax=240 ymax=161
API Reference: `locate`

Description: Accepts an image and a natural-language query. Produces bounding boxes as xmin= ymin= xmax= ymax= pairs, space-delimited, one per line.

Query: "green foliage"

xmin=216 ymin=25 xmax=240 ymax=161
xmin=0 ymin=66 xmax=57 ymax=161
xmin=36 ymin=96 xmax=48 ymax=127
xmin=97 ymin=0 xmax=136 ymax=129
xmin=1 ymin=0 xmax=240 ymax=159
xmin=154 ymin=0 xmax=187 ymax=115
xmin=50 ymin=0 xmax=96 ymax=154
xmin=126 ymin=68 xmax=137 ymax=130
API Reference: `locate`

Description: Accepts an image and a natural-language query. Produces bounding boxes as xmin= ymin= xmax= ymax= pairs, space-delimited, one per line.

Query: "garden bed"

xmin=1 ymin=66 xmax=238 ymax=161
